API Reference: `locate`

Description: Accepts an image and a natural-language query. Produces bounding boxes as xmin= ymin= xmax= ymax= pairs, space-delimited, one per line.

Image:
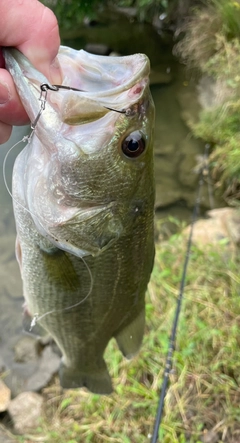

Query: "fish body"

xmin=4 ymin=47 xmax=155 ymax=394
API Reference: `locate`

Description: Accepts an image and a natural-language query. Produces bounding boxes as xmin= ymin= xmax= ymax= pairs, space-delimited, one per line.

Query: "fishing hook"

xmin=39 ymin=82 xmax=129 ymax=115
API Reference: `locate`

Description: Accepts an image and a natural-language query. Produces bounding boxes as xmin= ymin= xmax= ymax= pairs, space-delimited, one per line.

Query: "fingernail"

xmin=0 ymin=82 xmax=10 ymax=104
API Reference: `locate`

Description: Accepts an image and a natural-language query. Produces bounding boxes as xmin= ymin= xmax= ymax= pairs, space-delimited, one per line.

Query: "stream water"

xmin=0 ymin=14 xmax=223 ymax=395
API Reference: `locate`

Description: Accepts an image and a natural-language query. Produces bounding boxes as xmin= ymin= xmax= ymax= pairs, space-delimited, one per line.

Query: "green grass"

xmin=175 ymin=0 xmax=240 ymax=203
xmin=15 ymin=230 xmax=240 ymax=443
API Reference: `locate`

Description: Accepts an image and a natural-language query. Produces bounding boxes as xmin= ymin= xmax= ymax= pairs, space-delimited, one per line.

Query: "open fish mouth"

xmin=4 ymin=47 xmax=150 ymax=125
xmin=4 ymin=47 xmax=153 ymax=259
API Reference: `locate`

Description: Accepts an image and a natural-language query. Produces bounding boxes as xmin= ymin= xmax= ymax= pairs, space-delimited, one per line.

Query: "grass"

xmin=13 ymin=227 xmax=240 ymax=443
xmin=175 ymin=0 xmax=240 ymax=203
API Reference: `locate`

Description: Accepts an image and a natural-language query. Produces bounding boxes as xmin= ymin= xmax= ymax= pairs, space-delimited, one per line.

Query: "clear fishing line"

xmin=30 ymin=256 xmax=93 ymax=330
xmin=3 ymin=85 xmax=95 ymax=331
xmin=3 ymin=133 xmax=33 ymax=208
xmin=3 ymin=134 xmax=94 ymax=329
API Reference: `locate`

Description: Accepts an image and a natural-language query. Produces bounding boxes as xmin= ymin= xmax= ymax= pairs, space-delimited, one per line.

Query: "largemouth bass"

xmin=4 ymin=46 xmax=155 ymax=394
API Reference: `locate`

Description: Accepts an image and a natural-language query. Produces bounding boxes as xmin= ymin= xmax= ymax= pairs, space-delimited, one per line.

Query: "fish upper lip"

xmin=58 ymin=48 xmax=150 ymax=96
xmin=3 ymin=47 xmax=150 ymax=133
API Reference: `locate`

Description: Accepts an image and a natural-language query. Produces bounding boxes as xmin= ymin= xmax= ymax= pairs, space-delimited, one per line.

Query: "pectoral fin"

xmin=115 ymin=309 xmax=145 ymax=359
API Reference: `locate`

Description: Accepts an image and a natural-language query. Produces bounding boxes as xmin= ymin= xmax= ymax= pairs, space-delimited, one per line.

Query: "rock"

xmin=225 ymin=210 xmax=240 ymax=245
xmin=183 ymin=208 xmax=240 ymax=250
xmin=14 ymin=336 xmax=39 ymax=363
xmin=0 ymin=380 xmax=11 ymax=412
xmin=0 ymin=425 xmax=18 ymax=443
xmin=0 ymin=235 xmax=16 ymax=264
xmin=177 ymin=138 xmax=205 ymax=188
xmin=3 ymin=341 xmax=61 ymax=397
xmin=24 ymin=345 xmax=61 ymax=392
xmin=8 ymin=392 xmax=43 ymax=434
xmin=0 ymin=208 xmax=15 ymax=237
xmin=0 ymin=260 xmax=21 ymax=299
xmin=155 ymin=180 xmax=182 ymax=208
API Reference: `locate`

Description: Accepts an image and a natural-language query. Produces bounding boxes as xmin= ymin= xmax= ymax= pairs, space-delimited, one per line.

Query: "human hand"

xmin=0 ymin=0 xmax=61 ymax=143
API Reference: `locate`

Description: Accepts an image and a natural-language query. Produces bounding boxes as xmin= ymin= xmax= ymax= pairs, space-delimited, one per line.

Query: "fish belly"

xmin=17 ymin=218 xmax=153 ymax=394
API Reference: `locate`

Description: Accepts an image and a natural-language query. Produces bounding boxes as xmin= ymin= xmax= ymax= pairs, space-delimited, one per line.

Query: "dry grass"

xmin=14 ymin=231 xmax=240 ymax=443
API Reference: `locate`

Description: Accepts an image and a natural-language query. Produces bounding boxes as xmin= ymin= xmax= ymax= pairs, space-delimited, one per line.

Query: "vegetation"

xmin=176 ymin=0 xmax=240 ymax=204
xmin=14 ymin=229 xmax=240 ymax=443
xmin=41 ymin=0 xmax=169 ymax=31
xmin=40 ymin=0 xmax=200 ymax=32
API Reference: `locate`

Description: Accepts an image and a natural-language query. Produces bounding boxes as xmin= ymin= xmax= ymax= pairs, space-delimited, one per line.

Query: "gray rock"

xmin=0 ymin=425 xmax=18 ymax=443
xmin=24 ymin=345 xmax=60 ymax=392
xmin=14 ymin=336 xmax=39 ymax=363
xmin=0 ymin=260 xmax=21 ymax=299
xmin=5 ymin=339 xmax=61 ymax=397
xmin=8 ymin=391 xmax=43 ymax=434
xmin=225 ymin=210 xmax=240 ymax=245
xmin=183 ymin=208 xmax=239 ymax=251
xmin=177 ymin=138 xmax=205 ymax=188
xmin=0 ymin=234 xmax=16 ymax=264
xmin=155 ymin=179 xmax=182 ymax=208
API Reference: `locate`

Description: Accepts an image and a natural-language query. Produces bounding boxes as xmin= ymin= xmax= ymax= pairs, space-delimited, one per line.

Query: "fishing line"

xmin=150 ymin=143 xmax=210 ymax=443
xmin=41 ymin=82 xmax=129 ymax=114
xmin=3 ymin=135 xmax=94 ymax=329
xmin=3 ymin=133 xmax=34 ymax=207
xmin=30 ymin=256 xmax=94 ymax=330
xmin=3 ymin=84 xmax=95 ymax=331
xmin=3 ymin=81 xmax=131 ymax=234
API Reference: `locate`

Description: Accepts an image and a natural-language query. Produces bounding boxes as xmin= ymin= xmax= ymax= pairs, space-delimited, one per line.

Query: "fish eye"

xmin=121 ymin=131 xmax=146 ymax=158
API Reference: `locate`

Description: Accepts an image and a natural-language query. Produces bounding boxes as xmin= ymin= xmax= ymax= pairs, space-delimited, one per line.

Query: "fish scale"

xmin=4 ymin=46 xmax=155 ymax=394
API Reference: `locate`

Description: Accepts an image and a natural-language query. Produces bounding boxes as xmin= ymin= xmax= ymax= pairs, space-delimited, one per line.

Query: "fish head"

xmin=4 ymin=47 xmax=155 ymax=257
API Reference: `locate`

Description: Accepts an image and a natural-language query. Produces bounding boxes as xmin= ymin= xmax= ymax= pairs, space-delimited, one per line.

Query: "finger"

xmin=0 ymin=0 xmax=61 ymax=83
xmin=0 ymin=69 xmax=29 ymax=126
xmin=0 ymin=121 xmax=12 ymax=144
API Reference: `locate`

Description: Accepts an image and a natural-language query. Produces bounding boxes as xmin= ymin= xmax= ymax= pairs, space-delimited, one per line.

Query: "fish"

xmin=4 ymin=46 xmax=155 ymax=394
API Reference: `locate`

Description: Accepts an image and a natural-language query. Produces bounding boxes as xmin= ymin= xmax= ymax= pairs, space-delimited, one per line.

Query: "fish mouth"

xmin=4 ymin=47 xmax=150 ymax=125
xmin=58 ymin=47 xmax=150 ymax=98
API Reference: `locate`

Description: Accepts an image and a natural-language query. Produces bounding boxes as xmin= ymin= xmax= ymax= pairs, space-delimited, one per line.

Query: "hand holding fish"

xmin=0 ymin=0 xmax=61 ymax=143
